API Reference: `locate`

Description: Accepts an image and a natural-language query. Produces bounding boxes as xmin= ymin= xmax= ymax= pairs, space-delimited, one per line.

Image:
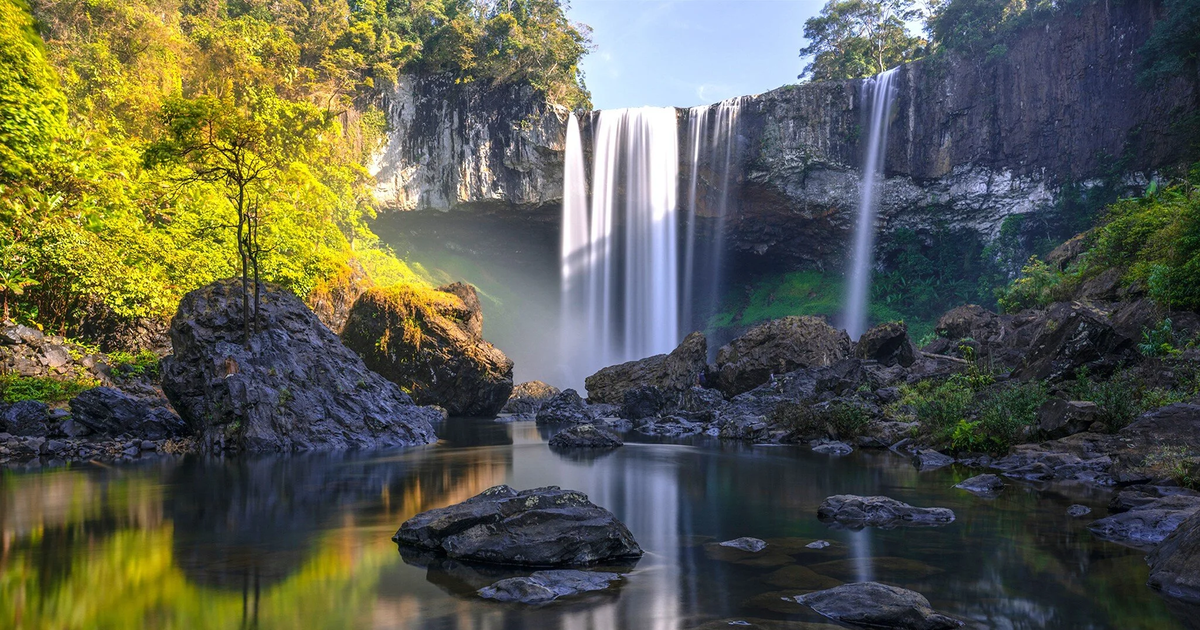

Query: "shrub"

xmin=0 ymin=373 xmax=97 ymax=404
xmin=976 ymin=381 xmax=1047 ymax=450
xmin=899 ymin=376 xmax=975 ymax=443
xmin=995 ymin=256 xmax=1066 ymax=313
xmin=107 ymin=350 xmax=160 ymax=380
xmin=1139 ymin=318 xmax=1180 ymax=358
xmin=1139 ymin=445 xmax=1200 ymax=490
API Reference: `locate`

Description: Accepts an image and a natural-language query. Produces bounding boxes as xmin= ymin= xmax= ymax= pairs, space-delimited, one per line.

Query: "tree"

xmin=799 ymin=0 xmax=924 ymax=82
xmin=1138 ymin=0 xmax=1200 ymax=85
xmin=0 ymin=233 xmax=37 ymax=321
xmin=0 ymin=0 xmax=68 ymax=183
xmin=144 ymin=95 xmax=279 ymax=345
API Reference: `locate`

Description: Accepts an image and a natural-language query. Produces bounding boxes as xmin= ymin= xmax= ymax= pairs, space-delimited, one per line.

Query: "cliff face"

xmin=372 ymin=0 xmax=1197 ymax=264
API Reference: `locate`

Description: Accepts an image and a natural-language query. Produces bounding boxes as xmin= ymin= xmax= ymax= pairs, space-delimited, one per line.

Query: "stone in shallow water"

xmin=806 ymin=540 xmax=831 ymax=549
xmin=548 ymin=424 xmax=623 ymax=449
xmin=811 ymin=440 xmax=853 ymax=456
xmin=818 ymin=495 xmax=955 ymax=528
xmin=1088 ymin=495 xmax=1200 ymax=547
xmin=1067 ymin=504 xmax=1092 ymax=518
xmin=761 ymin=565 xmax=842 ymax=591
xmin=393 ymin=485 xmax=643 ymax=566
xmin=954 ymin=474 xmax=1005 ymax=496
xmin=796 ymin=582 xmax=963 ymax=630
xmin=912 ymin=449 xmax=955 ymax=470
xmin=477 ymin=570 xmax=621 ymax=604
xmin=719 ymin=537 xmax=768 ymax=552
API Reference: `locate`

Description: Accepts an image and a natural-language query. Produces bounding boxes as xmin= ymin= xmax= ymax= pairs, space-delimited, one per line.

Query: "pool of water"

xmin=1 ymin=418 xmax=1195 ymax=629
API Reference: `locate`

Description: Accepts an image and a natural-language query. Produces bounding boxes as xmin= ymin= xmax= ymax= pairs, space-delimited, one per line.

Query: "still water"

xmin=1 ymin=419 xmax=1195 ymax=629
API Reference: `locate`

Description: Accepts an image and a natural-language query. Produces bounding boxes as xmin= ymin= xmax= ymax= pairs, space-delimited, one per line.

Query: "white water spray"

xmin=844 ymin=68 xmax=899 ymax=339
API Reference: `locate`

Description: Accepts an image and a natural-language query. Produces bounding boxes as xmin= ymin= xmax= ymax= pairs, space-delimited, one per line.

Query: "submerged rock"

xmin=342 ymin=283 xmax=513 ymax=416
xmin=501 ymin=381 xmax=561 ymax=417
xmin=1148 ymin=511 xmax=1200 ymax=604
xmin=818 ymin=495 xmax=955 ymax=528
xmin=393 ymin=485 xmax=643 ymax=566
xmin=585 ymin=332 xmax=708 ymax=405
xmin=548 ymin=424 xmax=623 ymax=449
xmin=477 ymin=570 xmax=622 ymax=604
xmin=69 ymin=386 xmax=186 ymax=440
xmin=718 ymin=537 xmax=768 ymax=553
xmin=713 ymin=316 xmax=851 ymax=397
xmin=161 ymin=279 xmax=438 ymax=452
xmin=796 ymin=582 xmax=963 ymax=630
xmin=954 ymin=474 xmax=1005 ymax=496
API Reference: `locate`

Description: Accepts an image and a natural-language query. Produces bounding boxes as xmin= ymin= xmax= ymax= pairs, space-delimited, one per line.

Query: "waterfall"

xmin=843 ymin=68 xmax=899 ymax=340
xmin=682 ymin=97 xmax=743 ymax=335
xmin=560 ymin=107 xmax=680 ymax=388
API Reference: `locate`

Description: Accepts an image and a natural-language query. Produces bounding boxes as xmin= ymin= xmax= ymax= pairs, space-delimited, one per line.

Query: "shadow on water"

xmin=0 ymin=420 xmax=1195 ymax=629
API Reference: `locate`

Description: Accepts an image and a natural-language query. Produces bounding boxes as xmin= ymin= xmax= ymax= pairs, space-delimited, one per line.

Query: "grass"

xmin=0 ymin=373 xmax=98 ymax=404
xmin=108 ymin=350 xmax=160 ymax=380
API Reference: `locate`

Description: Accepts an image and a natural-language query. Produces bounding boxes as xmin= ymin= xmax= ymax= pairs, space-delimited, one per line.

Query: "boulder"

xmin=912 ymin=449 xmax=955 ymax=470
xmin=621 ymin=385 xmax=670 ymax=419
xmin=160 ymin=279 xmax=438 ymax=452
xmin=535 ymin=389 xmax=590 ymax=425
xmin=2 ymin=400 xmax=50 ymax=437
xmin=855 ymin=321 xmax=919 ymax=367
xmin=477 ymin=570 xmax=623 ymax=604
xmin=796 ymin=582 xmax=963 ymax=630
xmin=584 ymin=332 xmax=707 ymax=405
xmin=713 ymin=316 xmax=850 ymax=397
xmin=501 ymin=381 xmax=561 ymax=417
xmin=1088 ymin=495 xmax=1200 ymax=547
xmin=393 ymin=485 xmax=643 ymax=566
xmin=1013 ymin=302 xmax=1137 ymax=381
xmin=812 ymin=440 xmax=853 ymax=455
xmin=1037 ymin=399 xmax=1100 ymax=439
xmin=817 ymin=495 xmax=955 ymax=528
xmin=954 ymin=474 xmax=1005 ymax=496
xmin=342 ymin=283 xmax=513 ymax=416
xmin=547 ymin=424 xmax=623 ymax=449
xmin=718 ymin=537 xmax=767 ymax=552
xmin=1148 ymin=511 xmax=1200 ymax=603
xmin=69 ymin=386 xmax=187 ymax=440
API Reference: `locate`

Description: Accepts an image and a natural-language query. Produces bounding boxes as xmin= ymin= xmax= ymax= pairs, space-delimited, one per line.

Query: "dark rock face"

xmin=621 ymin=385 xmax=670 ymax=420
xmin=501 ymin=381 xmax=560 ymax=417
xmin=1014 ymin=302 xmax=1137 ymax=381
xmin=796 ymin=582 xmax=963 ymax=630
xmin=818 ymin=495 xmax=955 ymax=528
xmin=856 ymin=321 xmax=919 ymax=367
xmin=477 ymin=570 xmax=623 ymax=604
xmin=2 ymin=400 xmax=50 ymax=437
xmin=69 ymin=386 xmax=186 ymax=440
xmin=713 ymin=316 xmax=851 ymax=397
xmin=535 ymin=389 xmax=589 ymax=425
xmin=1148 ymin=511 xmax=1200 ymax=604
xmin=1037 ymin=399 xmax=1100 ymax=439
xmin=393 ymin=485 xmax=643 ymax=566
xmin=161 ymin=279 xmax=438 ymax=452
xmin=955 ymin=474 xmax=1005 ymax=496
xmin=547 ymin=424 xmax=623 ymax=449
xmin=585 ymin=332 xmax=708 ymax=404
xmin=342 ymin=283 xmax=514 ymax=417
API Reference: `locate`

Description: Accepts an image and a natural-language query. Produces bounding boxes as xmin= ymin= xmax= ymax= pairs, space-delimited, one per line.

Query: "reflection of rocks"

xmin=692 ymin=616 xmax=844 ymax=629
xmin=796 ymin=582 xmax=963 ymax=630
xmin=477 ymin=570 xmax=622 ymax=604
xmin=818 ymin=495 xmax=955 ymax=528
xmin=808 ymin=557 xmax=945 ymax=582
xmin=761 ymin=565 xmax=842 ymax=591
xmin=393 ymin=485 xmax=643 ymax=566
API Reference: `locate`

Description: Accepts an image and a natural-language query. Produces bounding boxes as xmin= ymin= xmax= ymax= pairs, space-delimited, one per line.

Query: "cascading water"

xmin=843 ymin=68 xmax=899 ymax=340
xmin=560 ymin=107 xmax=680 ymax=388
xmin=682 ymin=97 xmax=743 ymax=335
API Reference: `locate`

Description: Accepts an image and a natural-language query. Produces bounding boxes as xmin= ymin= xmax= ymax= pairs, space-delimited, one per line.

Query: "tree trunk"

xmin=237 ymin=188 xmax=250 ymax=348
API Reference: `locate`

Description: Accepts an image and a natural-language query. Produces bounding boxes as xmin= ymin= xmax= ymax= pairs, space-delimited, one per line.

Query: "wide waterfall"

xmin=682 ymin=97 xmax=743 ymax=335
xmin=560 ymin=107 xmax=680 ymax=387
xmin=843 ymin=68 xmax=899 ymax=340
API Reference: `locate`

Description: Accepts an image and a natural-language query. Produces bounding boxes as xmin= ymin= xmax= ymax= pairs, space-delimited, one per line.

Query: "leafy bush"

xmin=107 ymin=350 xmax=160 ymax=380
xmin=1139 ymin=318 xmax=1181 ymax=358
xmin=995 ymin=257 xmax=1066 ymax=313
xmin=0 ymin=373 xmax=97 ymax=403
xmin=1139 ymin=445 xmax=1200 ymax=490
xmin=898 ymin=376 xmax=975 ymax=443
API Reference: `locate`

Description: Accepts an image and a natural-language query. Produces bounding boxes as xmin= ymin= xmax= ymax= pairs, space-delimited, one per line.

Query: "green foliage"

xmin=1137 ymin=0 xmax=1200 ymax=85
xmin=0 ymin=0 xmax=68 ymax=183
xmin=1069 ymin=367 xmax=1196 ymax=433
xmin=799 ymin=0 xmax=925 ymax=81
xmin=0 ymin=373 xmax=97 ymax=403
xmin=995 ymin=256 xmax=1066 ymax=313
xmin=973 ymin=380 xmax=1047 ymax=452
xmin=770 ymin=399 xmax=872 ymax=439
xmin=898 ymin=376 xmax=975 ymax=443
xmin=927 ymin=0 xmax=1067 ymax=57
xmin=107 ymin=349 xmax=160 ymax=380
xmin=1139 ymin=318 xmax=1180 ymax=358
xmin=1139 ymin=445 xmax=1200 ymax=490
xmin=872 ymin=226 xmax=994 ymax=323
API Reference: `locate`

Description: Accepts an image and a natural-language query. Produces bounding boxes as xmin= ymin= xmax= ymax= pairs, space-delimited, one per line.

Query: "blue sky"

xmin=567 ymin=0 xmax=827 ymax=110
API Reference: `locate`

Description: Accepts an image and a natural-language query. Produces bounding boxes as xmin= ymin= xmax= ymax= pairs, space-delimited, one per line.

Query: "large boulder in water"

xmin=341 ymin=283 xmax=513 ymax=416
xmin=585 ymin=332 xmax=708 ymax=404
xmin=393 ymin=485 xmax=643 ymax=566
xmin=1148 ymin=510 xmax=1200 ymax=603
xmin=160 ymin=279 xmax=438 ymax=452
xmin=713 ymin=316 xmax=850 ymax=397
xmin=796 ymin=582 xmax=963 ymax=629
xmin=817 ymin=495 xmax=956 ymax=528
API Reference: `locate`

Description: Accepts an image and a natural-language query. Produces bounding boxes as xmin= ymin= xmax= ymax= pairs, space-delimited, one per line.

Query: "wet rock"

xmin=817 ymin=495 xmax=955 ymax=528
xmin=1089 ymin=495 xmax=1200 ymax=547
xmin=535 ymin=389 xmax=589 ymax=425
xmin=393 ymin=485 xmax=643 ymax=566
xmin=855 ymin=321 xmax=919 ymax=367
xmin=955 ymin=474 xmax=1005 ymax=496
xmin=342 ymin=283 xmax=514 ymax=416
xmin=634 ymin=415 xmax=707 ymax=438
xmin=69 ymin=387 xmax=187 ymax=440
xmin=161 ymin=279 xmax=438 ymax=452
xmin=621 ymin=385 xmax=670 ymax=420
xmin=713 ymin=316 xmax=851 ymax=397
xmin=1109 ymin=486 xmax=1200 ymax=513
xmin=2 ymin=400 xmax=50 ymax=437
xmin=990 ymin=432 xmax=1118 ymax=484
xmin=806 ymin=540 xmax=831 ymax=549
xmin=1067 ymin=504 xmax=1093 ymax=518
xmin=1147 ymin=511 xmax=1200 ymax=604
xmin=585 ymin=332 xmax=707 ymax=405
xmin=501 ymin=381 xmax=560 ymax=417
xmin=796 ymin=582 xmax=963 ymax=629
xmin=812 ymin=440 xmax=853 ymax=456
xmin=1037 ymin=399 xmax=1100 ymax=439
xmin=477 ymin=570 xmax=622 ymax=604
xmin=719 ymin=537 xmax=768 ymax=552
xmin=912 ymin=449 xmax=955 ymax=470
xmin=547 ymin=424 xmax=623 ymax=449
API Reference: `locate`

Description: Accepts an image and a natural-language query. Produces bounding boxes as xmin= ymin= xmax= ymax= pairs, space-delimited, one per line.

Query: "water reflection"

xmin=0 ymin=422 xmax=1193 ymax=629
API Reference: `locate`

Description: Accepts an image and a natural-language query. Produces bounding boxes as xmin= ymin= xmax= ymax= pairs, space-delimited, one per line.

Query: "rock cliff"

xmin=371 ymin=0 xmax=1197 ymax=264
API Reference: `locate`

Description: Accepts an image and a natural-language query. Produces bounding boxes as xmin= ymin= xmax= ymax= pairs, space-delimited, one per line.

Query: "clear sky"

xmin=567 ymin=0 xmax=826 ymax=110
